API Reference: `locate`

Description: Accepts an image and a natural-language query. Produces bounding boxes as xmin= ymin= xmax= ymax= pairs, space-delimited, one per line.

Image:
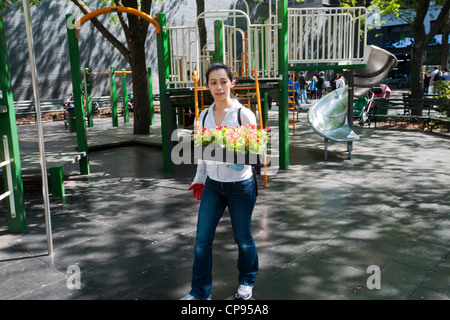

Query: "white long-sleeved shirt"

xmin=193 ymin=99 xmax=257 ymax=183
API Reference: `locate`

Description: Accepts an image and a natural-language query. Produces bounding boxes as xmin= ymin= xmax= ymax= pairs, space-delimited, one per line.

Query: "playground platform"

xmin=0 ymin=107 xmax=449 ymax=302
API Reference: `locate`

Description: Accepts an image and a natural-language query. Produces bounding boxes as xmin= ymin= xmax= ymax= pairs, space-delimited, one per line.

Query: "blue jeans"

xmin=189 ymin=176 xmax=258 ymax=299
xmin=300 ymin=89 xmax=309 ymax=103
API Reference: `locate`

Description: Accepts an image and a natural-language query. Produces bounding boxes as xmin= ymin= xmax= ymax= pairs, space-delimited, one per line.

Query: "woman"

xmin=309 ymin=76 xmax=318 ymax=99
xmin=335 ymin=73 xmax=345 ymax=88
xmin=181 ymin=63 xmax=259 ymax=300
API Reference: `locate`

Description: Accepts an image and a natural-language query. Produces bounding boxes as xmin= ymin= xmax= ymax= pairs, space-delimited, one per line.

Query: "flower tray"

xmin=194 ymin=145 xmax=262 ymax=166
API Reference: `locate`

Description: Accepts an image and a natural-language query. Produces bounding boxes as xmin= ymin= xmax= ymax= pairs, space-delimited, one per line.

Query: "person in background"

xmin=335 ymin=73 xmax=345 ymax=88
xmin=430 ymin=67 xmax=439 ymax=84
xmin=443 ymin=68 xmax=450 ymax=81
xmin=298 ymin=71 xmax=310 ymax=104
xmin=288 ymin=73 xmax=300 ymax=107
xmin=331 ymin=74 xmax=339 ymax=91
xmin=309 ymin=76 xmax=318 ymax=100
xmin=379 ymin=83 xmax=391 ymax=98
xmin=316 ymin=71 xmax=325 ymax=99
xmin=423 ymin=70 xmax=431 ymax=94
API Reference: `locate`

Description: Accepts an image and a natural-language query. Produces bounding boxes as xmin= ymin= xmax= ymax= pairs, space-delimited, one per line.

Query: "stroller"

xmin=353 ymin=87 xmax=385 ymax=127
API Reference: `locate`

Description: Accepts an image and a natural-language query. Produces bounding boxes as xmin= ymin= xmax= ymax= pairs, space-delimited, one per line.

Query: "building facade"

xmin=367 ymin=3 xmax=447 ymax=77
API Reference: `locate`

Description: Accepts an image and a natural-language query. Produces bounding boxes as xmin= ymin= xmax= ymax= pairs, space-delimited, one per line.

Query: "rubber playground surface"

xmin=0 ymin=106 xmax=449 ymax=301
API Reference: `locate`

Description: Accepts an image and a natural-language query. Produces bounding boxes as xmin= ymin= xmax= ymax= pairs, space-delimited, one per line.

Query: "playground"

xmin=1 ymin=0 xmax=449 ymax=301
xmin=0 ymin=107 xmax=449 ymax=300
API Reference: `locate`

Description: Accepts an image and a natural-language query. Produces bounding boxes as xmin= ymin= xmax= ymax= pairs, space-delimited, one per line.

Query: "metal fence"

xmin=13 ymin=96 xmax=126 ymax=115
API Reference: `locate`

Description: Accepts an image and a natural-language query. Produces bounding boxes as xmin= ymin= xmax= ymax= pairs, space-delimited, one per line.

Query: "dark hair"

xmin=205 ymin=63 xmax=234 ymax=84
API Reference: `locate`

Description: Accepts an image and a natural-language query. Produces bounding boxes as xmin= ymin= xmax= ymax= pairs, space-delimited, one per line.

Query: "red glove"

xmin=188 ymin=183 xmax=204 ymax=200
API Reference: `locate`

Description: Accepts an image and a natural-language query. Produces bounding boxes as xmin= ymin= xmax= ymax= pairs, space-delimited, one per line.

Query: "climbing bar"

xmin=87 ymin=71 xmax=132 ymax=75
xmin=75 ymin=6 xmax=160 ymax=34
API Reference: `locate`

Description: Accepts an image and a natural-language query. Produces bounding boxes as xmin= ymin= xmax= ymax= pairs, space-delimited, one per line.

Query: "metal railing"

xmin=165 ymin=5 xmax=370 ymax=87
xmin=288 ymin=7 xmax=368 ymax=66
xmin=248 ymin=17 xmax=280 ymax=80
xmin=0 ymin=135 xmax=16 ymax=218
xmin=13 ymin=96 xmax=127 ymax=116
xmin=14 ymin=99 xmax=64 ymax=115
xmin=165 ymin=25 xmax=198 ymax=89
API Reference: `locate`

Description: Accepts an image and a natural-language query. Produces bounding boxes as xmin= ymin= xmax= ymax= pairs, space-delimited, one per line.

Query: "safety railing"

xmin=248 ymin=17 xmax=280 ymax=80
xmin=165 ymin=26 xmax=198 ymax=89
xmin=165 ymin=4 xmax=369 ymax=87
xmin=288 ymin=7 xmax=368 ymax=66
xmin=0 ymin=135 xmax=16 ymax=218
xmin=14 ymin=99 xmax=65 ymax=115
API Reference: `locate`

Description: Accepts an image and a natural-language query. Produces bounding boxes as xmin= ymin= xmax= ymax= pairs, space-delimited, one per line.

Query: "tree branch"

xmin=140 ymin=0 xmax=153 ymax=32
xmin=113 ymin=0 xmax=131 ymax=41
xmin=70 ymin=0 xmax=130 ymax=63
xmin=424 ymin=0 xmax=450 ymax=44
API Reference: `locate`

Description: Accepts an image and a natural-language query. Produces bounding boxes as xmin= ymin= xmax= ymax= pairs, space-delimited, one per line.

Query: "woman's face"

xmin=206 ymin=68 xmax=235 ymax=102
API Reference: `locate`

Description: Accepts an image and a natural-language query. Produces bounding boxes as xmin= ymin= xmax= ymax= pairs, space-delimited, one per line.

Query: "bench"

xmin=20 ymin=151 xmax=86 ymax=197
xmin=371 ymin=97 xmax=450 ymax=132
xmin=428 ymin=115 xmax=450 ymax=132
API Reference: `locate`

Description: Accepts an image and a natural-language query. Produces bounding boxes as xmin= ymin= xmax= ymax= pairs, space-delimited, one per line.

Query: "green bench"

xmin=20 ymin=151 xmax=86 ymax=197
xmin=428 ymin=115 xmax=450 ymax=132
xmin=371 ymin=97 xmax=450 ymax=131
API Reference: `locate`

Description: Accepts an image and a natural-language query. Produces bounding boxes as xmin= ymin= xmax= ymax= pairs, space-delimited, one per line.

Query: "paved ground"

xmin=0 ymin=105 xmax=449 ymax=301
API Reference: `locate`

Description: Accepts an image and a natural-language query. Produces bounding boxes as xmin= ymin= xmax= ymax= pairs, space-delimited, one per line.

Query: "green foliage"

xmin=1 ymin=0 xmax=42 ymax=9
xmin=435 ymin=81 xmax=450 ymax=99
xmin=368 ymin=0 xmax=446 ymax=24
xmin=434 ymin=80 xmax=450 ymax=116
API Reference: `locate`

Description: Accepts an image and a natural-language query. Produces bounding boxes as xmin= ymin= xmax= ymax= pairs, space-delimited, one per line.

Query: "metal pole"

xmin=348 ymin=69 xmax=354 ymax=129
xmin=22 ymin=0 xmax=53 ymax=256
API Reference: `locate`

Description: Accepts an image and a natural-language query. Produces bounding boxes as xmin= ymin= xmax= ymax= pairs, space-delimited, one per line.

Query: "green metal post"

xmin=263 ymin=91 xmax=269 ymax=128
xmin=121 ymin=69 xmax=129 ymax=123
xmin=214 ymin=20 xmax=223 ymax=63
xmin=156 ymin=13 xmax=173 ymax=172
xmin=259 ymin=18 xmax=267 ymax=76
xmin=277 ymin=0 xmax=289 ymax=170
xmin=49 ymin=166 xmax=64 ymax=197
xmin=66 ymin=14 xmax=90 ymax=175
xmin=84 ymin=68 xmax=93 ymax=127
xmin=0 ymin=8 xmax=26 ymax=233
xmin=147 ymin=67 xmax=154 ymax=125
xmin=110 ymin=66 xmax=118 ymax=127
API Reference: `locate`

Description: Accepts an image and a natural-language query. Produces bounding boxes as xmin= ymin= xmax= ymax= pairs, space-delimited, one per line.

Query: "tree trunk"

xmin=124 ymin=0 xmax=151 ymax=134
xmin=411 ymin=42 xmax=426 ymax=101
xmin=197 ymin=0 xmax=207 ymax=52
xmin=441 ymin=10 xmax=450 ymax=69
xmin=128 ymin=38 xmax=150 ymax=134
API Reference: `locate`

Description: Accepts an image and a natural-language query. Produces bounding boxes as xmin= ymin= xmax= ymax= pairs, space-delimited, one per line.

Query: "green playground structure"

xmin=83 ymin=67 xmax=154 ymax=127
xmin=0 ymin=7 xmax=26 ymax=233
xmin=64 ymin=1 xmax=397 ymax=175
xmin=1 ymin=0 xmax=397 ymax=235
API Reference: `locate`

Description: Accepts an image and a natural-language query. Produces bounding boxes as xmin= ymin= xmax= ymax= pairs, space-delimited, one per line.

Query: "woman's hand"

xmin=188 ymin=183 xmax=204 ymax=200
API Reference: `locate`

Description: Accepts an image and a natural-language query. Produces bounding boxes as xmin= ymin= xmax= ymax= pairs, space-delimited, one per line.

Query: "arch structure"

xmin=74 ymin=6 xmax=160 ymax=34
